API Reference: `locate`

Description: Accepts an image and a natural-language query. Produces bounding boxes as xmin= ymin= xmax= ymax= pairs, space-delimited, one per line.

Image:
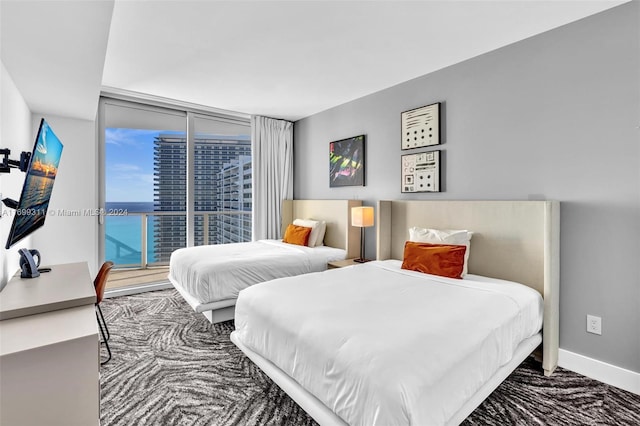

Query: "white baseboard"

xmin=104 ymin=281 xmax=172 ymax=298
xmin=558 ymin=349 xmax=640 ymax=395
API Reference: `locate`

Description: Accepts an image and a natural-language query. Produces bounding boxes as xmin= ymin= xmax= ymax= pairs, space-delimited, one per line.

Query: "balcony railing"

xmin=105 ymin=210 xmax=251 ymax=269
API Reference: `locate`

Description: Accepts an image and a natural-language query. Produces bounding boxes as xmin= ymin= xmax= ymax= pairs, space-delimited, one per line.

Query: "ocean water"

xmin=9 ymin=175 xmax=53 ymax=245
xmin=105 ymin=202 xmax=156 ymax=266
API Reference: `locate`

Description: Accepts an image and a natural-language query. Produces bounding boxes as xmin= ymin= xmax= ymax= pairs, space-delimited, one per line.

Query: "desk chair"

xmin=94 ymin=261 xmax=114 ymax=365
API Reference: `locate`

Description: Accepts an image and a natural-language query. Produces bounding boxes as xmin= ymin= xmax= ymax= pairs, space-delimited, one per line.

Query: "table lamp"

xmin=352 ymin=206 xmax=374 ymax=263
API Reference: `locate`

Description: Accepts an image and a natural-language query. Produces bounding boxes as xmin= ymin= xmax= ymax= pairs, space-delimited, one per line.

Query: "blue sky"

xmin=38 ymin=120 xmax=64 ymax=168
xmin=105 ymin=128 xmax=184 ymax=202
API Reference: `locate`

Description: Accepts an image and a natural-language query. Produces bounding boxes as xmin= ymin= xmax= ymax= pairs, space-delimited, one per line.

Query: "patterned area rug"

xmin=100 ymin=289 xmax=640 ymax=426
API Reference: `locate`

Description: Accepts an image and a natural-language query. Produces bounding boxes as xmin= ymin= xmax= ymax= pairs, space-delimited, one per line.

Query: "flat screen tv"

xmin=5 ymin=119 xmax=63 ymax=249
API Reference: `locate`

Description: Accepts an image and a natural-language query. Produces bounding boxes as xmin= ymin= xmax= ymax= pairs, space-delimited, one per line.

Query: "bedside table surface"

xmin=328 ymin=258 xmax=370 ymax=268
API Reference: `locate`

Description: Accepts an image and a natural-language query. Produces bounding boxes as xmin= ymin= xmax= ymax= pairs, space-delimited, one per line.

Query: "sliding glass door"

xmin=99 ymin=98 xmax=251 ymax=291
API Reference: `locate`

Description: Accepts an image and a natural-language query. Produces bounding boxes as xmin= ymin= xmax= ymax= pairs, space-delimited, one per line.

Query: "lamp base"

xmin=353 ymin=258 xmax=371 ymax=263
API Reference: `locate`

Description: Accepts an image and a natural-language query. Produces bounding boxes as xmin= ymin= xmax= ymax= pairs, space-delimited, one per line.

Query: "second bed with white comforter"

xmin=168 ymin=239 xmax=346 ymax=308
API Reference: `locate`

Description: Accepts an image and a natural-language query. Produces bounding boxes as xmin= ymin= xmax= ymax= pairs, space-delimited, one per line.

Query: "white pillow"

xmin=311 ymin=220 xmax=326 ymax=246
xmin=292 ymin=219 xmax=325 ymax=247
xmin=408 ymin=227 xmax=473 ymax=276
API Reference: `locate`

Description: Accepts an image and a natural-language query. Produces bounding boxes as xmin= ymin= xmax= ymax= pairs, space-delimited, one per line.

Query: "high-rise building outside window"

xmin=153 ymin=134 xmax=251 ymax=262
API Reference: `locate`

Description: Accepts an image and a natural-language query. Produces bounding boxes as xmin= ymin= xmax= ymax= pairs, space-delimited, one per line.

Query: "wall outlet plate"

xmin=586 ymin=314 xmax=602 ymax=335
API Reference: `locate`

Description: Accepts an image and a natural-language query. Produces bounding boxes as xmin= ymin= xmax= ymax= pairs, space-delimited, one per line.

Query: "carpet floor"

xmin=99 ymin=289 xmax=640 ymax=426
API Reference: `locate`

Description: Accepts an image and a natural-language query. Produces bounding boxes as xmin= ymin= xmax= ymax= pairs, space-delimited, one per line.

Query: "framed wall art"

xmin=329 ymin=135 xmax=365 ymax=187
xmin=401 ymin=150 xmax=440 ymax=193
xmin=401 ymin=102 xmax=440 ymax=150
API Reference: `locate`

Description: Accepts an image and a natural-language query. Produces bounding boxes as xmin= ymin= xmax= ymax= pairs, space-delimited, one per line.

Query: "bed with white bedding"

xmin=169 ymin=199 xmax=362 ymax=323
xmin=169 ymin=240 xmax=345 ymax=308
xmin=233 ymin=261 xmax=543 ymax=426
xmin=231 ymin=200 xmax=560 ymax=425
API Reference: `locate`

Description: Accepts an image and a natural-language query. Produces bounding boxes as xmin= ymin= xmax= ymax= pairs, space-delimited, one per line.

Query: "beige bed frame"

xmin=376 ymin=199 xmax=560 ymax=376
xmin=281 ymin=199 xmax=362 ymax=259
xmin=231 ymin=199 xmax=560 ymax=425
xmin=174 ymin=199 xmax=362 ymax=324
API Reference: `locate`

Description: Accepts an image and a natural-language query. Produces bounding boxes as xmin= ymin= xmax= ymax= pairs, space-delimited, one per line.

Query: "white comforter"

xmin=233 ymin=260 xmax=543 ymax=426
xmin=168 ymin=239 xmax=345 ymax=305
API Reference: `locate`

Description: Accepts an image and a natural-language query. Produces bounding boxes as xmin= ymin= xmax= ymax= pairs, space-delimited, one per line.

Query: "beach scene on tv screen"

xmin=11 ymin=122 xmax=63 ymax=242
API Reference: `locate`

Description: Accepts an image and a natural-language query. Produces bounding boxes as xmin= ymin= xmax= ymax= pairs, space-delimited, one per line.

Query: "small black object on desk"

xmin=18 ymin=248 xmax=42 ymax=278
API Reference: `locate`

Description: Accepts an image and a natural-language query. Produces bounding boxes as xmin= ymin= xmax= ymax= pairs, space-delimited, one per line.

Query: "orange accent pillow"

xmin=401 ymin=241 xmax=467 ymax=279
xmin=283 ymin=224 xmax=312 ymax=246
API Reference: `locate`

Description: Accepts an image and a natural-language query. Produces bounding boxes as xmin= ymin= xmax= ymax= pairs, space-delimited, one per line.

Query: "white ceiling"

xmin=1 ymin=1 xmax=628 ymax=122
xmin=1 ymin=0 xmax=114 ymax=121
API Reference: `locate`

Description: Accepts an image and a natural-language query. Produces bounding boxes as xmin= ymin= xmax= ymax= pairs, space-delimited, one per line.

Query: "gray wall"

xmin=31 ymin=114 xmax=99 ymax=277
xmin=293 ymin=3 xmax=639 ymax=372
xmin=1 ymin=62 xmax=33 ymax=287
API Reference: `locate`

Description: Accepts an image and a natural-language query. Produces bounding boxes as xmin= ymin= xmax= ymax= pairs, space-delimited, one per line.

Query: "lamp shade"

xmin=352 ymin=206 xmax=374 ymax=228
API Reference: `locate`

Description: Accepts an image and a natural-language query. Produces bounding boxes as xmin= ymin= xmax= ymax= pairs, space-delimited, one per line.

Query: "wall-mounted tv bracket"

xmin=1 ymin=149 xmax=31 ymax=211
xmin=1 ymin=148 xmax=31 ymax=174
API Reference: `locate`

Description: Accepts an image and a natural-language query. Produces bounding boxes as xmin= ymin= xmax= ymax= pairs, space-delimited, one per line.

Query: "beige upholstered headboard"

xmin=281 ymin=200 xmax=362 ymax=259
xmin=376 ymin=200 xmax=560 ymax=376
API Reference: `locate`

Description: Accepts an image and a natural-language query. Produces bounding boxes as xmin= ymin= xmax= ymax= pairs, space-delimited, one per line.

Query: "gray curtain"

xmin=251 ymin=115 xmax=293 ymax=240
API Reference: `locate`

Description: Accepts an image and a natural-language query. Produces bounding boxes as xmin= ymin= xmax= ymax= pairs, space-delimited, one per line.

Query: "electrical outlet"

xmin=586 ymin=315 xmax=602 ymax=335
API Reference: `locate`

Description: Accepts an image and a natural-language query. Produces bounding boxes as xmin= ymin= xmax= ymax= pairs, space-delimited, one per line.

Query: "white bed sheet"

xmin=168 ymin=239 xmax=345 ymax=305
xmin=233 ymin=260 xmax=543 ymax=426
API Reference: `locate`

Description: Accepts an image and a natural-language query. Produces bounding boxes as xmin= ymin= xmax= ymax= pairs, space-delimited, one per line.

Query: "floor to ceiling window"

xmin=99 ymin=97 xmax=251 ymax=292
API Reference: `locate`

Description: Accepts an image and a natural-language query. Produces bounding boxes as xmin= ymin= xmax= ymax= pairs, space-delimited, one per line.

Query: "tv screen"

xmin=5 ymin=119 xmax=63 ymax=249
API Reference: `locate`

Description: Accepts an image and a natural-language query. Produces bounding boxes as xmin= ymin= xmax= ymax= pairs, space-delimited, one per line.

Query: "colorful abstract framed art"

xmin=329 ymin=135 xmax=365 ymax=187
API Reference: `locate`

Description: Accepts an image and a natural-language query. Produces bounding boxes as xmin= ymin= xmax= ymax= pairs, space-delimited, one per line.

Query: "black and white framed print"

xmin=401 ymin=102 xmax=440 ymax=150
xmin=401 ymin=150 xmax=440 ymax=193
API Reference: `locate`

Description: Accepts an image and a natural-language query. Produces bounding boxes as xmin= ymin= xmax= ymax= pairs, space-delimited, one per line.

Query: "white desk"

xmin=0 ymin=262 xmax=96 ymax=320
xmin=0 ymin=262 xmax=100 ymax=426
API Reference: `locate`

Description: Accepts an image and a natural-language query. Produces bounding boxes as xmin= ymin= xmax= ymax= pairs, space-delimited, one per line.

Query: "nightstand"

xmin=327 ymin=258 xmax=367 ymax=269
